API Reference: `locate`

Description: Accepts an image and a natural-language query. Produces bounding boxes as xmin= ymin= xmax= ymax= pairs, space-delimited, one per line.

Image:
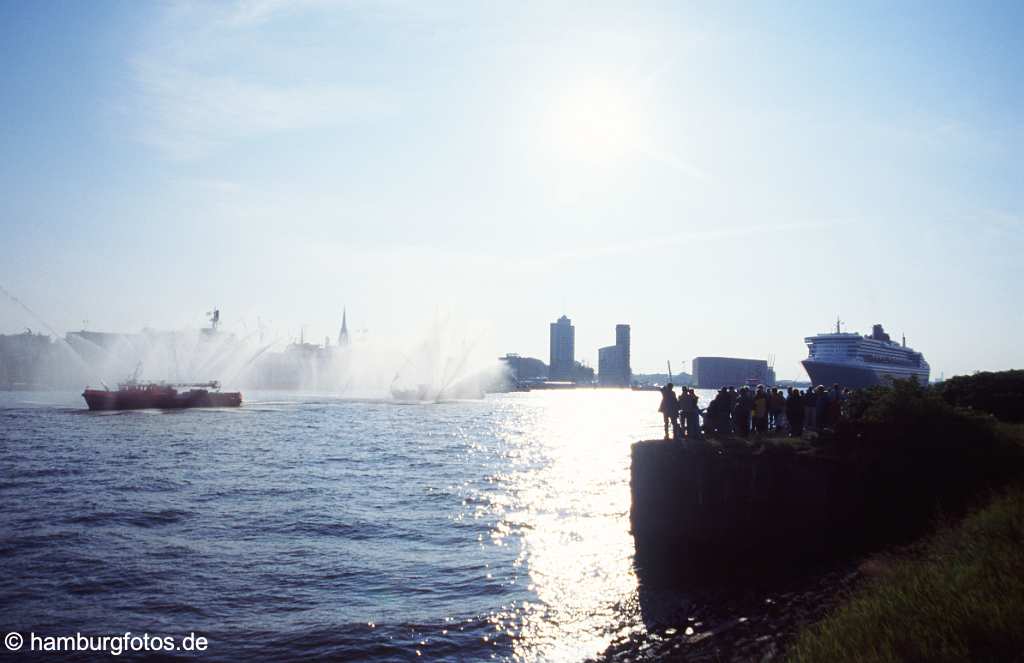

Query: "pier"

xmin=629 ymin=439 xmax=861 ymax=582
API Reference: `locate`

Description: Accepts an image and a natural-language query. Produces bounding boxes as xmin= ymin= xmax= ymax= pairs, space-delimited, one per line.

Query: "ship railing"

xmin=113 ymin=380 xmax=222 ymax=390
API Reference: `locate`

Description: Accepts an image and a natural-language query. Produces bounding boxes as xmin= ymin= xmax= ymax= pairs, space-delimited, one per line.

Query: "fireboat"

xmin=82 ymin=375 xmax=242 ymax=411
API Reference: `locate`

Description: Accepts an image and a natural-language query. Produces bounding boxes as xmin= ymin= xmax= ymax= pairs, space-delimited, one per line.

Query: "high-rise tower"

xmin=549 ymin=315 xmax=575 ymax=380
xmin=598 ymin=324 xmax=631 ymax=386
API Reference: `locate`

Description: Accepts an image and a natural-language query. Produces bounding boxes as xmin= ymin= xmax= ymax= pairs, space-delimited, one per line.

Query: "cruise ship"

xmin=802 ymin=321 xmax=929 ymax=388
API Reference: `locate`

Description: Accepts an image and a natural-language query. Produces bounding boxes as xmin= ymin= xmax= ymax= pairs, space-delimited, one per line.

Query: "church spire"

xmin=338 ymin=308 xmax=350 ymax=347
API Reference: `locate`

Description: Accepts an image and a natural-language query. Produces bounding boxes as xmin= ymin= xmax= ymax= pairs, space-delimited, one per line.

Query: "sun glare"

xmin=546 ymin=77 xmax=648 ymax=166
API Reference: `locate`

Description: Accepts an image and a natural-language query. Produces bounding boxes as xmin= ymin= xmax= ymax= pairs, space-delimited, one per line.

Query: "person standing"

xmin=805 ymin=386 xmax=818 ymax=431
xmin=684 ymin=389 xmax=702 ymax=439
xmin=710 ymin=388 xmax=729 ymax=435
xmin=726 ymin=387 xmax=738 ymax=433
xmin=734 ymin=386 xmax=753 ymax=437
xmin=658 ymin=383 xmax=679 ymax=440
xmin=787 ymin=388 xmax=804 ymax=437
xmin=678 ymin=388 xmax=693 ymax=437
xmin=827 ymin=384 xmax=843 ymax=429
xmin=768 ymin=388 xmax=785 ymax=431
xmin=753 ymin=385 xmax=769 ymax=434
xmin=815 ymin=385 xmax=829 ymax=431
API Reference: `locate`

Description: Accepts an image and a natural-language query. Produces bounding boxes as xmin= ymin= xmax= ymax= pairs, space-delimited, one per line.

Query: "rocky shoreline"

xmin=593 ymin=561 xmax=864 ymax=662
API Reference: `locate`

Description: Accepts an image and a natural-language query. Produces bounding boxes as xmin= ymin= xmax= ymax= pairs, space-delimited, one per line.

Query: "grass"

xmin=698 ymin=432 xmax=816 ymax=457
xmin=786 ymin=482 xmax=1024 ymax=663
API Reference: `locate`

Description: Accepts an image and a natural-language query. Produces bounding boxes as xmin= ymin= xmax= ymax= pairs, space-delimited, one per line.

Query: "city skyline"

xmin=2 ymin=2 xmax=1022 ymax=380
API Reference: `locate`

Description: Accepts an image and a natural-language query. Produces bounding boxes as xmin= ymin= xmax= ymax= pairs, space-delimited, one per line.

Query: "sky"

xmin=1 ymin=1 xmax=1021 ymax=379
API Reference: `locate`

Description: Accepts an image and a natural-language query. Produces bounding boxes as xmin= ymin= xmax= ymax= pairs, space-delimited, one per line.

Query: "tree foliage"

xmin=939 ymin=369 xmax=1024 ymax=423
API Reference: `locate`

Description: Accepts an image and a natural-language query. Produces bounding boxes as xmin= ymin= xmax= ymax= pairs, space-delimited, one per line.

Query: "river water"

xmin=1 ymin=389 xmax=725 ymax=661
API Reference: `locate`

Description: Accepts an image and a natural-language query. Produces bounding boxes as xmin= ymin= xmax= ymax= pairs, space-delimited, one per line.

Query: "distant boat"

xmin=390 ymin=383 xmax=433 ymax=402
xmin=82 ymin=379 xmax=241 ymax=410
xmin=802 ymin=322 xmax=930 ymax=388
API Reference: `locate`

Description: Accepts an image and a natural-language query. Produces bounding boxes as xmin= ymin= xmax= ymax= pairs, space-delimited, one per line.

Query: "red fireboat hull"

xmin=83 ymin=388 xmax=242 ymax=411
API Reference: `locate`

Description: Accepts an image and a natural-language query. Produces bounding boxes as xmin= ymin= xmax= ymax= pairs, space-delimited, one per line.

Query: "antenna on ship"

xmin=835 ymin=316 xmax=843 ymax=334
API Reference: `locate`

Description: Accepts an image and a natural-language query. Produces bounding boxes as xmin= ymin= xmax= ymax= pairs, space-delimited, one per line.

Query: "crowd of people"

xmin=657 ymin=382 xmax=851 ymax=441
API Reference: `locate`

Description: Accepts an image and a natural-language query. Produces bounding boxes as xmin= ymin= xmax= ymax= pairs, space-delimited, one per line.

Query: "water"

xmin=0 ymin=389 xmax=699 ymax=661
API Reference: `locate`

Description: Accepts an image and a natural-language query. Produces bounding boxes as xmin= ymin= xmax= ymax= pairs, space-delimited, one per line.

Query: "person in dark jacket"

xmin=805 ymin=387 xmax=818 ymax=430
xmin=827 ymin=383 xmax=843 ymax=428
xmin=658 ymin=383 xmax=679 ymax=440
xmin=814 ymin=385 xmax=829 ymax=431
xmin=726 ymin=387 xmax=738 ymax=432
xmin=786 ymin=388 xmax=804 ymax=437
xmin=734 ymin=386 xmax=753 ymax=437
xmin=681 ymin=389 xmax=702 ymax=439
xmin=768 ymin=388 xmax=785 ymax=430
xmin=708 ymin=388 xmax=729 ymax=436
xmin=752 ymin=385 xmax=769 ymax=434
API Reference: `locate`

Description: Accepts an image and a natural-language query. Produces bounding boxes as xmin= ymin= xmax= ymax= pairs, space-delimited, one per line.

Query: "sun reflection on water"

xmin=481 ymin=390 xmax=663 ymax=661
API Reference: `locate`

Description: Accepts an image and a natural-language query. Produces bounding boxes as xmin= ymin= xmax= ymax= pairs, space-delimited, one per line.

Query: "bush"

xmin=835 ymin=379 xmax=1022 ymax=544
xmin=841 ymin=378 xmax=1002 ymax=454
xmin=939 ymin=369 xmax=1024 ymax=423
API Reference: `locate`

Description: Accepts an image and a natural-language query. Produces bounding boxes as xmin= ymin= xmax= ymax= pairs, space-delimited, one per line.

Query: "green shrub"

xmin=841 ymin=378 xmax=1002 ymax=454
xmin=835 ymin=379 xmax=1022 ymax=544
xmin=939 ymin=369 xmax=1024 ymax=423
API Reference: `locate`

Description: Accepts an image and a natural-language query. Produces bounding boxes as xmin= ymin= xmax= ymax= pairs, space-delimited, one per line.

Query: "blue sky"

xmin=1 ymin=1 xmax=1021 ymax=379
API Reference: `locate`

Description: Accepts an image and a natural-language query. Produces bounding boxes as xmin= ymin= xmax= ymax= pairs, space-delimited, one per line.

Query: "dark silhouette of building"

xmin=0 ymin=331 xmax=54 ymax=389
xmin=337 ymin=309 xmax=350 ymax=347
xmin=598 ymin=324 xmax=631 ymax=386
xmin=549 ymin=315 xmax=575 ymax=381
xmin=692 ymin=356 xmax=775 ymax=388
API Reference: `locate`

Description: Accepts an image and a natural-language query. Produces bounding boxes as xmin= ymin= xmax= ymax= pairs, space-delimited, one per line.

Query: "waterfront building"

xmin=0 ymin=331 xmax=54 ymax=389
xmin=549 ymin=315 xmax=575 ymax=381
xmin=598 ymin=324 xmax=631 ymax=387
xmin=691 ymin=356 xmax=775 ymax=389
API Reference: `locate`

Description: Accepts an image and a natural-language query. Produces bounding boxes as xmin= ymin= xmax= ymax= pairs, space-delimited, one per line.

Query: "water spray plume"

xmin=1 ymin=293 xmax=506 ymax=399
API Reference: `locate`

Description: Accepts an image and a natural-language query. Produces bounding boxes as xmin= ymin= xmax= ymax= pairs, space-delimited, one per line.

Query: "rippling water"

xmin=0 ymin=389 xmax=701 ymax=661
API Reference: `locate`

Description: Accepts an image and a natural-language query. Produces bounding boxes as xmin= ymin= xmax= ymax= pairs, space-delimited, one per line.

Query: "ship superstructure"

xmin=802 ymin=321 xmax=929 ymax=388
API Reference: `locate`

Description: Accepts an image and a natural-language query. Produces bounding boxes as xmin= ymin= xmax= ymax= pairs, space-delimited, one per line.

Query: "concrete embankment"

xmin=630 ymin=439 xmax=863 ymax=581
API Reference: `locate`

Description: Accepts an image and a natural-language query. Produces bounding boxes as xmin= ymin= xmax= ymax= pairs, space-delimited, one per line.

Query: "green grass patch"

xmin=786 ymin=484 xmax=1024 ymax=663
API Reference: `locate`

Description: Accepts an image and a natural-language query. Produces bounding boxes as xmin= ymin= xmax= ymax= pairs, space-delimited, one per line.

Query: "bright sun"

xmin=547 ymin=77 xmax=648 ymax=166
